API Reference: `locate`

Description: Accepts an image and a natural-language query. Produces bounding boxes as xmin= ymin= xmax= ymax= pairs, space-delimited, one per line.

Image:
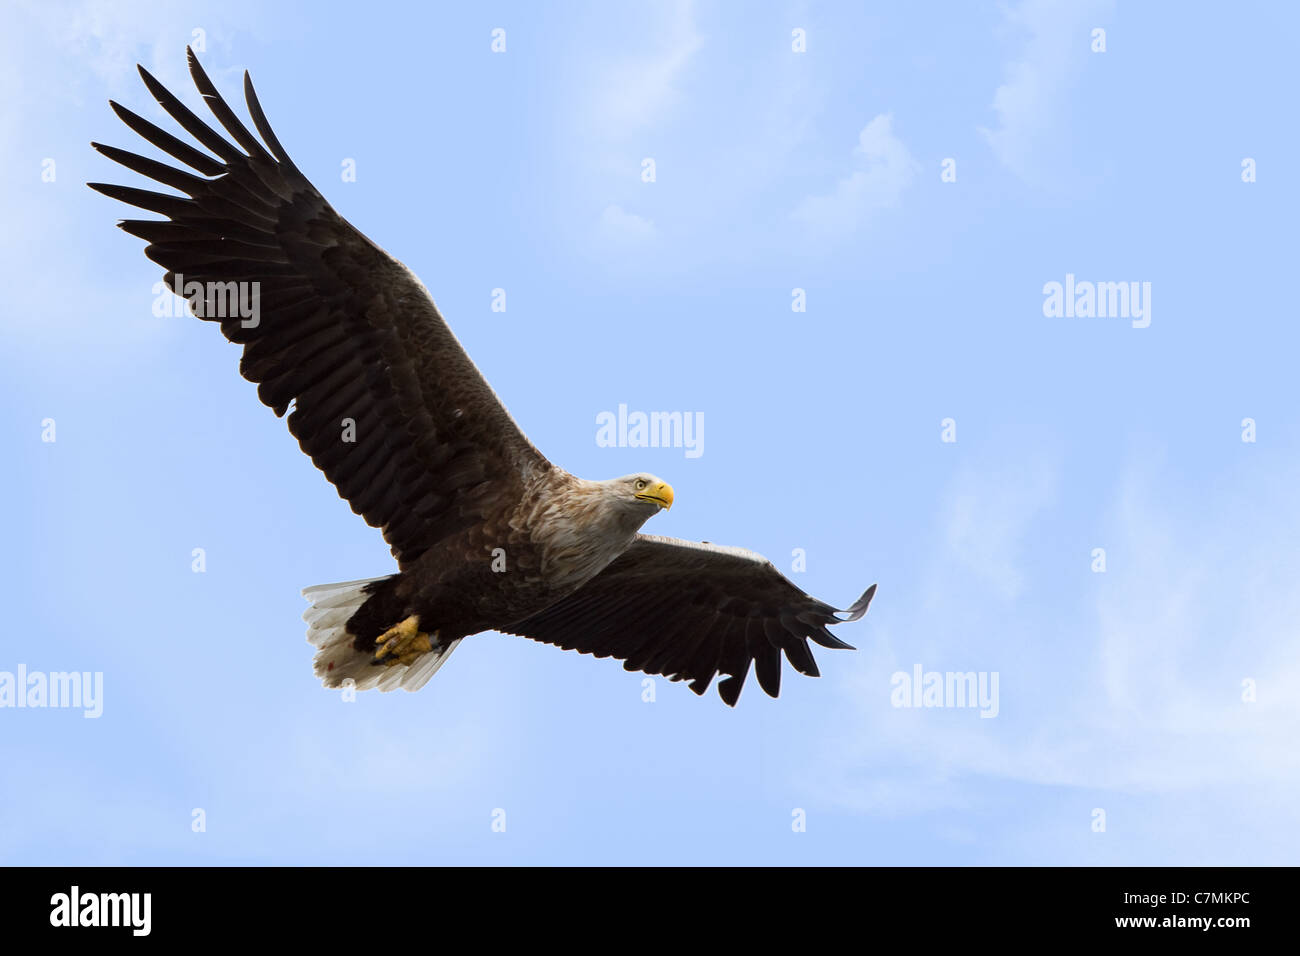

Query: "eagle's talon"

xmin=372 ymin=615 xmax=431 ymax=665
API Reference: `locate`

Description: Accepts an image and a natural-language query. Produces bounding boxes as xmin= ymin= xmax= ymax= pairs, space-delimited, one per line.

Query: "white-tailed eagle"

xmin=89 ymin=49 xmax=875 ymax=706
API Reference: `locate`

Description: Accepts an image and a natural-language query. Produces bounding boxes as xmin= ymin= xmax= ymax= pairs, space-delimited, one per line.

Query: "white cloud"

xmin=792 ymin=113 xmax=917 ymax=239
xmin=978 ymin=0 xmax=1115 ymax=180
xmin=598 ymin=204 xmax=656 ymax=242
xmin=943 ymin=456 xmax=1058 ymax=601
xmin=558 ymin=1 xmax=699 ymax=260
xmin=802 ymin=445 xmax=1300 ymax=861
xmin=588 ymin=0 xmax=703 ymax=141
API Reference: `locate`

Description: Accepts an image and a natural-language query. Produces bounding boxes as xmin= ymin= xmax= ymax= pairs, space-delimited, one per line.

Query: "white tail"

xmin=301 ymin=577 xmax=461 ymax=693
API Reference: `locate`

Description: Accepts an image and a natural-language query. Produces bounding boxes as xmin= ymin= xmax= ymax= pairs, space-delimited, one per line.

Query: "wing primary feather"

xmin=107 ymin=101 xmax=225 ymax=175
xmin=87 ymin=182 xmax=195 ymax=218
xmin=835 ymin=583 xmax=878 ymax=622
xmin=242 ymin=71 xmax=298 ymax=170
xmin=137 ymin=63 xmax=247 ymax=164
xmin=185 ymin=46 xmax=273 ymax=161
xmin=716 ymin=656 xmax=751 ymax=707
xmin=752 ymin=621 xmax=783 ymax=698
xmin=809 ymin=625 xmax=855 ymax=651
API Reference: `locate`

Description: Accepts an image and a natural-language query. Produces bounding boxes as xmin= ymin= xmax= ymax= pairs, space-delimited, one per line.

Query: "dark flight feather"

xmin=503 ymin=535 xmax=874 ymax=706
xmin=90 ymin=46 xmax=552 ymax=569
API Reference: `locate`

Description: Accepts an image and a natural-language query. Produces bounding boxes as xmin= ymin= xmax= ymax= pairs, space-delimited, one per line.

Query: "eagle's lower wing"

xmin=89 ymin=48 xmax=549 ymax=567
xmin=502 ymin=534 xmax=875 ymax=706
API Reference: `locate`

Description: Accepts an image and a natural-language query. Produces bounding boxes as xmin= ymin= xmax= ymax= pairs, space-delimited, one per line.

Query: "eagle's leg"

xmin=373 ymin=615 xmax=435 ymax=667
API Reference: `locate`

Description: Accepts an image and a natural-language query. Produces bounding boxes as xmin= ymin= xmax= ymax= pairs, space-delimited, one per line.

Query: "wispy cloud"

xmin=979 ymin=0 xmax=1115 ymax=181
xmin=598 ymin=203 xmax=656 ymax=242
xmin=589 ymin=0 xmax=702 ymax=140
xmin=559 ymin=0 xmax=700 ymax=261
xmin=803 ymin=445 xmax=1300 ymax=861
xmin=792 ymin=113 xmax=917 ymax=239
xmin=943 ymin=455 xmax=1058 ymax=602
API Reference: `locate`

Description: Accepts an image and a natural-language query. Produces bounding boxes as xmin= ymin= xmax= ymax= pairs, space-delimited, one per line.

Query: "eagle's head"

xmin=591 ymin=472 xmax=674 ymax=534
xmin=540 ymin=473 xmax=676 ymax=584
xmin=578 ymin=472 xmax=671 ymax=542
xmin=621 ymin=473 xmax=673 ymax=512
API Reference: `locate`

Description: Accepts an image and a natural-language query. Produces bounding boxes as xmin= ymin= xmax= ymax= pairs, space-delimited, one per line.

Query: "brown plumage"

xmin=89 ymin=49 xmax=875 ymax=706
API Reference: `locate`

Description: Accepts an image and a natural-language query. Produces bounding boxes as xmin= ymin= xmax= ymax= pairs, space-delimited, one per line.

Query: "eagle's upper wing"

xmin=501 ymin=534 xmax=875 ymax=706
xmin=89 ymin=48 xmax=549 ymax=567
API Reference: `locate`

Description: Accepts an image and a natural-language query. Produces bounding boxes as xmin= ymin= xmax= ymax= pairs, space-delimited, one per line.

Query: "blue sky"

xmin=2 ymin=0 xmax=1298 ymax=865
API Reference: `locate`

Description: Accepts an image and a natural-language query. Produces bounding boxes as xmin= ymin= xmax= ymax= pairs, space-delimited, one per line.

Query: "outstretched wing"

xmin=502 ymin=534 xmax=875 ymax=706
xmin=89 ymin=48 xmax=550 ymax=567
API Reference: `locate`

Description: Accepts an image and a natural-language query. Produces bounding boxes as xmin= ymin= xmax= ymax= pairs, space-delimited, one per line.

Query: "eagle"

xmin=89 ymin=49 xmax=876 ymax=706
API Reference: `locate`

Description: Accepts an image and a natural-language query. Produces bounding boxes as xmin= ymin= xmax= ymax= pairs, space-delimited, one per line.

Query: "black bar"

xmin=0 ymin=866 xmax=1281 ymax=941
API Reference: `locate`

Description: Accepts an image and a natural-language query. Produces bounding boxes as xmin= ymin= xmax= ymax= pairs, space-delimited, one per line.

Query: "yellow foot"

xmin=373 ymin=616 xmax=436 ymax=667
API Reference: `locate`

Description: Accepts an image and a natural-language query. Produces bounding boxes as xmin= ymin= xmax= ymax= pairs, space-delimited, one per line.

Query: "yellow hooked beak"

xmin=635 ymin=480 xmax=674 ymax=510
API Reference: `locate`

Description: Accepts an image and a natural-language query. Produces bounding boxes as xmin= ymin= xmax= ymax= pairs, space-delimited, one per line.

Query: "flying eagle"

xmin=89 ymin=49 xmax=875 ymax=706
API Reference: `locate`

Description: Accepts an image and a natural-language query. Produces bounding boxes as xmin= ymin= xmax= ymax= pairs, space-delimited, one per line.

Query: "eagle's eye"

xmin=634 ymin=479 xmax=647 ymax=491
